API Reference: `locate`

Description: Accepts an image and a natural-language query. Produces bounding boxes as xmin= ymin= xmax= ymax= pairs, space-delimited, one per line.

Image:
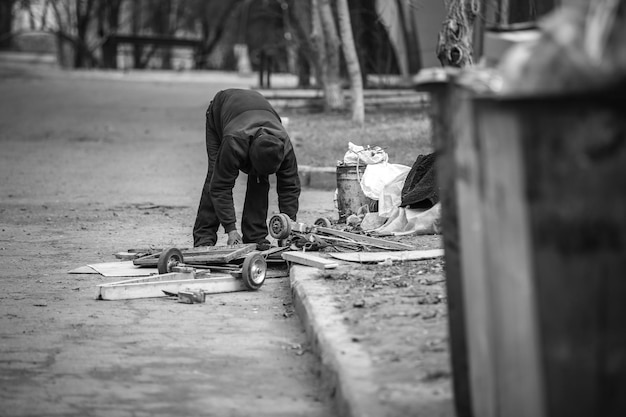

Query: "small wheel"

xmin=314 ymin=217 xmax=332 ymax=228
xmin=268 ymin=213 xmax=292 ymax=240
xmin=241 ymin=252 xmax=266 ymax=290
xmin=157 ymin=247 xmax=183 ymax=274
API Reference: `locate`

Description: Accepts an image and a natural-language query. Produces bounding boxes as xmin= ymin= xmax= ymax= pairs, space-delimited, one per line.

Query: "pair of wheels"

xmin=157 ymin=247 xmax=266 ymax=291
xmin=268 ymin=214 xmax=333 ymax=240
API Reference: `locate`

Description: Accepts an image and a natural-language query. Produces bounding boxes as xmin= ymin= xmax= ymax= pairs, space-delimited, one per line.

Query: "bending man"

xmin=193 ymin=88 xmax=300 ymax=250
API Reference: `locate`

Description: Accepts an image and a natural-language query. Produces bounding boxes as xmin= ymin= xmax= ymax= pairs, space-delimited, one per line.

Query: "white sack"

xmin=376 ymin=168 xmax=411 ymax=217
xmin=360 ymin=162 xmax=411 ymax=201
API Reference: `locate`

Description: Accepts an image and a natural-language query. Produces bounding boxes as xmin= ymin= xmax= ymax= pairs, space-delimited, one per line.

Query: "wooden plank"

xmin=315 ymin=226 xmax=416 ymax=250
xmin=183 ymin=244 xmax=257 ymax=264
xmin=132 ymin=244 xmax=256 ymax=266
xmin=96 ymin=270 xmax=203 ymax=287
xmin=96 ymin=276 xmax=247 ymax=300
xmin=182 ymin=244 xmax=256 ymax=257
xmin=282 ymin=252 xmax=339 ymax=269
xmin=329 ymin=249 xmax=444 ymax=263
xmin=95 ymin=269 xmax=250 ymax=301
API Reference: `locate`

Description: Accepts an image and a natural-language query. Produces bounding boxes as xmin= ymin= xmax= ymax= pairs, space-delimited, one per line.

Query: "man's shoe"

xmin=194 ymin=239 xmax=215 ymax=248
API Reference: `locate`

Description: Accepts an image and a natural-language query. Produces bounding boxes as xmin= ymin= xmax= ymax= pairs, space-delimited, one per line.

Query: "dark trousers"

xmin=193 ymin=172 xmax=271 ymax=246
xmin=193 ymin=101 xmax=270 ymax=247
xmin=242 ymin=174 xmax=270 ymax=243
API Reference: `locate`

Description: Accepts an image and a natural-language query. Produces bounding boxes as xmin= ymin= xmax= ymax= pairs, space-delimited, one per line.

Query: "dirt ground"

xmin=318 ymin=235 xmax=454 ymax=416
xmin=0 ymin=58 xmax=453 ymax=416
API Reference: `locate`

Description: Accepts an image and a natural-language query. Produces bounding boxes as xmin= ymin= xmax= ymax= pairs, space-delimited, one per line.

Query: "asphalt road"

xmin=0 ymin=59 xmax=337 ymax=417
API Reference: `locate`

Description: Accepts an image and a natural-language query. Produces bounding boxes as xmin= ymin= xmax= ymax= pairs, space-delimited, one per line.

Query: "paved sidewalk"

xmin=0 ymin=53 xmax=435 ymax=416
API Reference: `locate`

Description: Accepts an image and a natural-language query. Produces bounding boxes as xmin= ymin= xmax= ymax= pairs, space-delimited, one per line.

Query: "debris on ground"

xmin=78 ymin=244 xmax=290 ymax=301
xmin=268 ymin=213 xmax=416 ymax=252
xmin=336 ymin=141 xmax=442 ymax=237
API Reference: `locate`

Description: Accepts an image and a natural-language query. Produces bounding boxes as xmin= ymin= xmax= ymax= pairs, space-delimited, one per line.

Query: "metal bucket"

xmin=336 ymin=164 xmax=373 ymax=222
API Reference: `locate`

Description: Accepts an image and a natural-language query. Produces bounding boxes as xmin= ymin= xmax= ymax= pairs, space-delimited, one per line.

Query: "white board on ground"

xmin=96 ymin=274 xmax=247 ymax=300
xmin=69 ymin=261 xmax=156 ymax=277
xmin=282 ymin=251 xmax=339 ymax=269
xmin=329 ymin=249 xmax=444 ymax=263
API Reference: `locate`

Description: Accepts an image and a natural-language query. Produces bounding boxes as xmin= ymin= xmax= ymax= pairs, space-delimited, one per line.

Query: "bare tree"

xmin=336 ymin=0 xmax=364 ymax=124
xmin=310 ymin=0 xmax=326 ymax=85
xmin=143 ymin=0 xmax=173 ymax=68
xmin=49 ymin=0 xmax=99 ymax=68
xmin=73 ymin=0 xmax=96 ymax=67
xmin=0 ymin=0 xmax=17 ymax=49
xmin=288 ymin=0 xmax=315 ymax=87
xmin=193 ymin=0 xmax=245 ymax=69
xmin=130 ymin=0 xmax=143 ymax=68
xmin=290 ymin=0 xmax=367 ymax=115
xmin=436 ymin=0 xmax=480 ymax=67
xmin=97 ymin=0 xmax=124 ymax=68
xmin=312 ymin=0 xmax=344 ymax=110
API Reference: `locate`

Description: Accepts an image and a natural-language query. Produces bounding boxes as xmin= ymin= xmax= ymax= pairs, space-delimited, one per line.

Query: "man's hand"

xmin=227 ymin=230 xmax=243 ymax=245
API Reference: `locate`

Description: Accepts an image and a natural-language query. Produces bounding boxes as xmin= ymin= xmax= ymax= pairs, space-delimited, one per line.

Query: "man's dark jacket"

xmin=206 ymin=89 xmax=300 ymax=233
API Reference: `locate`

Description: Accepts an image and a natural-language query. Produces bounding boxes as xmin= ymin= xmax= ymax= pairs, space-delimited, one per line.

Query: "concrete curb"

xmin=290 ymin=265 xmax=386 ymax=417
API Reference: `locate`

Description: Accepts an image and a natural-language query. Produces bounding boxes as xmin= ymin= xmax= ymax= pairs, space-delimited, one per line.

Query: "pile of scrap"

xmin=268 ymin=213 xmax=445 ymax=269
xmin=268 ymin=213 xmax=416 ymax=252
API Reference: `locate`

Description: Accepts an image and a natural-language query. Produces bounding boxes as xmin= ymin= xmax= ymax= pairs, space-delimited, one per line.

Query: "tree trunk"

xmin=289 ymin=0 xmax=315 ymax=87
xmin=105 ymin=0 xmax=123 ymax=69
xmin=394 ymin=0 xmax=416 ymax=79
xmin=0 ymin=0 xmax=16 ymax=50
xmin=98 ymin=0 xmax=122 ymax=69
xmin=336 ymin=0 xmax=363 ymax=124
xmin=196 ymin=12 xmax=210 ymax=69
xmin=74 ymin=0 xmax=96 ymax=68
xmin=132 ymin=0 xmax=144 ymax=69
xmin=40 ymin=0 xmax=50 ymax=30
xmin=159 ymin=0 xmax=172 ymax=69
xmin=297 ymin=47 xmax=311 ymax=88
xmin=310 ymin=0 xmax=328 ymax=88
xmin=400 ymin=0 xmax=422 ymax=74
xmin=347 ymin=1 xmax=368 ymax=88
xmin=437 ymin=0 xmax=480 ymax=67
xmin=318 ymin=0 xmax=344 ymax=110
xmin=195 ymin=1 xmax=244 ymax=69
xmin=234 ymin=0 xmax=252 ymax=74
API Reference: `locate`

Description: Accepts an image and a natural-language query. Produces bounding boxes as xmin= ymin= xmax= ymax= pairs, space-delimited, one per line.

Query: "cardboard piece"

xmin=69 ymin=261 xmax=156 ymax=277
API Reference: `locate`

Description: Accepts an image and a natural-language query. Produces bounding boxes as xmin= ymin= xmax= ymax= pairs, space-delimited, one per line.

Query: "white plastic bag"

xmin=377 ymin=169 xmax=411 ymax=217
xmin=342 ymin=142 xmax=388 ymax=165
xmin=360 ymin=163 xmax=411 ymax=201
